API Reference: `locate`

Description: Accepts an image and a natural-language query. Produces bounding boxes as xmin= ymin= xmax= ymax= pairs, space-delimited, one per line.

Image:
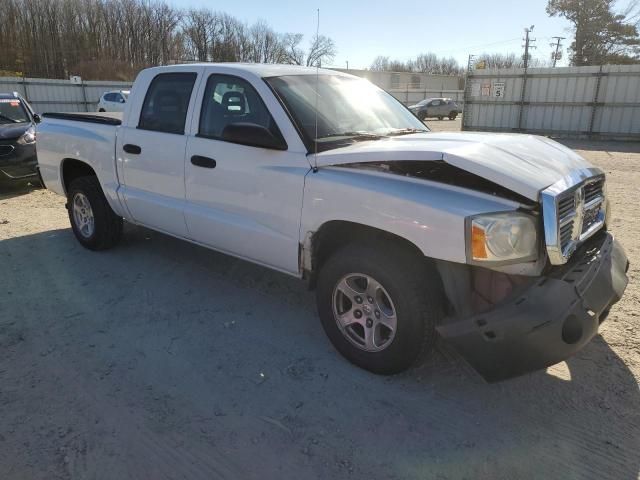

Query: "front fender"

xmin=301 ymin=166 xmax=524 ymax=264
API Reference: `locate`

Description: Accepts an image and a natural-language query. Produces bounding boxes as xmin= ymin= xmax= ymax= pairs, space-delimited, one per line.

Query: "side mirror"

xmin=222 ymin=123 xmax=287 ymax=150
xmin=32 ymin=113 xmax=41 ymax=123
xmin=119 ymin=98 xmax=126 ymax=103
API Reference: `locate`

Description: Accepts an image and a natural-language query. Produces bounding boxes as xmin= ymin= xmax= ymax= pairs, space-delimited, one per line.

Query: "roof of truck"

xmin=159 ymin=63 xmax=352 ymax=78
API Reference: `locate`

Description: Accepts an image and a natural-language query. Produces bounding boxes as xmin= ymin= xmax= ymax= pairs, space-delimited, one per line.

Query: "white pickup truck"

xmin=36 ymin=64 xmax=629 ymax=381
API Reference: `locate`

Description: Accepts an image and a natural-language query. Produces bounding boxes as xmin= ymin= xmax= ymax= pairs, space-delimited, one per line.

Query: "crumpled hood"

xmin=315 ymin=132 xmax=594 ymax=200
xmin=0 ymin=122 xmax=31 ymax=140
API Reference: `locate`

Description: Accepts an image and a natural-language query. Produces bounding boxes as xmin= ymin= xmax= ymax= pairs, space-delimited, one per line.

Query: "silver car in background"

xmin=409 ymin=97 xmax=460 ymax=121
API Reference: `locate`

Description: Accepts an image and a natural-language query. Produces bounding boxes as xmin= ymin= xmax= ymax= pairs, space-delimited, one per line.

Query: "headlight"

xmin=17 ymin=126 xmax=36 ymax=145
xmin=467 ymin=212 xmax=538 ymax=264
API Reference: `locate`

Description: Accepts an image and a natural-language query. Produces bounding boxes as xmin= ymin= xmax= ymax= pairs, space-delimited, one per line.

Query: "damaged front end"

xmin=328 ymin=158 xmax=629 ymax=381
xmin=436 ymin=232 xmax=629 ymax=382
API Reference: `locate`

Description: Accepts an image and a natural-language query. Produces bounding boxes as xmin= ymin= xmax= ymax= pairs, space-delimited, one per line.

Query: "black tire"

xmin=98 ymin=108 xmax=105 ymax=112
xmin=449 ymin=112 xmax=458 ymax=120
xmin=67 ymin=175 xmax=122 ymax=250
xmin=417 ymin=112 xmax=427 ymax=122
xmin=437 ymin=116 xmax=444 ymax=121
xmin=316 ymin=240 xmax=442 ymax=374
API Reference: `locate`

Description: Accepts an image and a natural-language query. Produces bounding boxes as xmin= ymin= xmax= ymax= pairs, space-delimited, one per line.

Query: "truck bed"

xmin=43 ymin=111 xmax=122 ymax=126
xmin=37 ymin=111 xmax=122 ymax=203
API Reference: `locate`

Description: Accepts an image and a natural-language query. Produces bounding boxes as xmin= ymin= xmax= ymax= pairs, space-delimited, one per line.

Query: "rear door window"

xmin=138 ymin=73 xmax=197 ymax=134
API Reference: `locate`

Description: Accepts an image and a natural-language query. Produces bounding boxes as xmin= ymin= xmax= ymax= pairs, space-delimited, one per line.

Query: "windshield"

xmin=266 ymin=75 xmax=428 ymax=151
xmin=0 ymin=99 xmax=29 ymax=124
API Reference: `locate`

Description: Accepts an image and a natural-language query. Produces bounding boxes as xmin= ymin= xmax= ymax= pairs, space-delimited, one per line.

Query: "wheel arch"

xmin=302 ymin=220 xmax=434 ymax=288
xmin=60 ymin=158 xmax=98 ymax=195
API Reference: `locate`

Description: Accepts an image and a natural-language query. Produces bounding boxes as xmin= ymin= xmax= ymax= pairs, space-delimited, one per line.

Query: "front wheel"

xmin=316 ymin=241 xmax=442 ymax=374
xmin=449 ymin=112 xmax=458 ymax=120
xmin=67 ymin=176 xmax=123 ymax=250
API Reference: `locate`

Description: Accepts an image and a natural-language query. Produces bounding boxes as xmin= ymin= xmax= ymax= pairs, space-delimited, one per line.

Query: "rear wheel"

xmin=449 ymin=112 xmax=458 ymax=120
xmin=98 ymin=108 xmax=105 ymax=112
xmin=437 ymin=116 xmax=444 ymax=121
xmin=316 ymin=240 xmax=442 ymax=374
xmin=67 ymin=176 xmax=122 ymax=250
xmin=417 ymin=111 xmax=427 ymax=122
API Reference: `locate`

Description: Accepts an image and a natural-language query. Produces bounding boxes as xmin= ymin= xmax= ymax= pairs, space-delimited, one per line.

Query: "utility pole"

xmin=518 ymin=26 xmax=536 ymax=131
xmin=346 ymin=60 xmax=349 ymax=70
xmin=466 ymin=54 xmax=475 ymax=73
xmin=522 ymin=25 xmax=536 ymax=69
xmin=550 ymin=36 xmax=565 ymax=67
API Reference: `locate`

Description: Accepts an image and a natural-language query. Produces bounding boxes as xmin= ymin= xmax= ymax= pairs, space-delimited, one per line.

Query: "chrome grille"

xmin=557 ymin=195 xmax=575 ymax=219
xmin=542 ymin=169 xmax=607 ymax=265
xmin=584 ymin=178 xmax=604 ymax=204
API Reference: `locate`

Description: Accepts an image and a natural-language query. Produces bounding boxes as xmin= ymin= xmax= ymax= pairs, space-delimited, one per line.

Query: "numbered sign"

xmin=492 ymin=82 xmax=505 ymax=98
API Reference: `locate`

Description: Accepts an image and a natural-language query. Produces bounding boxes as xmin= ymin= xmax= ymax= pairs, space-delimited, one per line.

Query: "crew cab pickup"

xmin=36 ymin=64 xmax=629 ymax=381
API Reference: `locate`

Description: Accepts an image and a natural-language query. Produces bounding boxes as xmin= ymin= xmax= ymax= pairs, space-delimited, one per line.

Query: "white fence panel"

xmin=462 ymin=64 xmax=640 ymax=140
xmin=0 ymin=76 xmax=132 ymax=113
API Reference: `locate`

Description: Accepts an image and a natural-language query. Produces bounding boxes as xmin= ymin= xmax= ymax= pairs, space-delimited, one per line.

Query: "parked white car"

xmin=97 ymin=90 xmax=129 ymax=112
xmin=36 ymin=64 xmax=629 ymax=381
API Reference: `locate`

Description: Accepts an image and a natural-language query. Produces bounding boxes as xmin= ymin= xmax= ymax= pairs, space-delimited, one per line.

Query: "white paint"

xmin=36 ymin=63 xmax=599 ymax=277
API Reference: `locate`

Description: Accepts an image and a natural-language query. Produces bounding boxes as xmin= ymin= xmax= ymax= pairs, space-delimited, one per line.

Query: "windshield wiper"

xmin=386 ymin=128 xmax=429 ymax=136
xmin=316 ymin=131 xmax=385 ymax=141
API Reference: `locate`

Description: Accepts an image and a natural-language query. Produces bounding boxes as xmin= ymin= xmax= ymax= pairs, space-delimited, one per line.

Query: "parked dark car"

xmin=0 ymin=92 xmax=40 ymax=183
xmin=409 ymin=97 xmax=460 ymax=121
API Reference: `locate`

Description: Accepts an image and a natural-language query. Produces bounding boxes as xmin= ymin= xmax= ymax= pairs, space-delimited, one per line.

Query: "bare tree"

xmin=475 ymin=52 xmax=548 ymax=69
xmin=281 ymin=33 xmax=305 ymax=65
xmin=369 ymin=52 xmax=464 ymax=75
xmin=306 ymin=35 xmax=336 ymax=67
xmin=370 ymin=56 xmax=390 ymax=71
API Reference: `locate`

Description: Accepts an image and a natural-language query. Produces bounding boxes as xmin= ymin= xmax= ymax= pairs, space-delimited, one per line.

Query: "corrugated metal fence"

xmin=1 ymin=74 xmax=464 ymax=113
xmin=462 ymin=64 xmax=640 ymax=140
xmin=0 ymin=76 xmax=132 ymax=113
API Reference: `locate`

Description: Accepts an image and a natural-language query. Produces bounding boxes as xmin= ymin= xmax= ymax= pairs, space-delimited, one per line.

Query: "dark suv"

xmin=0 ymin=93 xmax=40 ymax=183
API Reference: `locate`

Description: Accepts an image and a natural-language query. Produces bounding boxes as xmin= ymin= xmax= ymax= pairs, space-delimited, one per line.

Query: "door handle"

xmin=123 ymin=144 xmax=141 ymax=155
xmin=191 ymin=155 xmax=217 ymax=169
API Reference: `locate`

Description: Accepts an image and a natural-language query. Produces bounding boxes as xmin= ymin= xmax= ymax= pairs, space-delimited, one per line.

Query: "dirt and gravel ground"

xmin=0 ymin=122 xmax=638 ymax=479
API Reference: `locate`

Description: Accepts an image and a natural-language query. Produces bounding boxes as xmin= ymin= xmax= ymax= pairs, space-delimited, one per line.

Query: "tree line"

xmin=370 ymin=53 xmax=464 ymax=75
xmin=0 ymin=0 xmax=337 ymax=80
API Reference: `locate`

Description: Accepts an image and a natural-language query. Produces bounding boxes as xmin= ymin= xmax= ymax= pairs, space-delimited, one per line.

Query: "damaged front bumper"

xmin=437 ymin=232 xmax=629 ymax=382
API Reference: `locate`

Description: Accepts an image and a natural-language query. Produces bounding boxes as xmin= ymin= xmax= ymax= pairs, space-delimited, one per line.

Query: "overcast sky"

xmin=171 ymin=0 xmax=573 ymax=69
